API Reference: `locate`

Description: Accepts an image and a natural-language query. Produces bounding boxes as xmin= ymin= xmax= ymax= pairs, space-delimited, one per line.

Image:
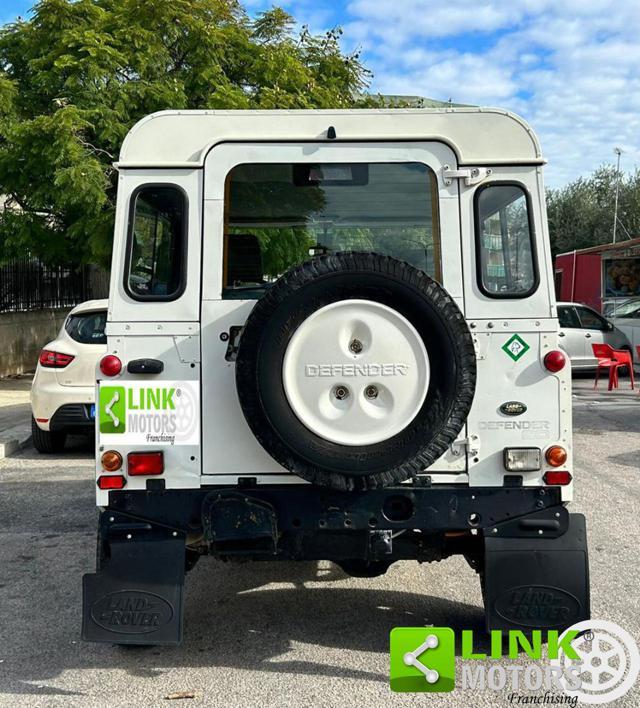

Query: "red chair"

xmin=591 ymin=343 xmax=626 ymax=390
xmin=614 ymin=348 xmax=635 ymax=390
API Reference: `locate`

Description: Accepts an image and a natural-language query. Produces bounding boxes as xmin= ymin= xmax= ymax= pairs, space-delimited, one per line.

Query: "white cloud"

xmin=342 ymin=0 xmax=640 ymax=187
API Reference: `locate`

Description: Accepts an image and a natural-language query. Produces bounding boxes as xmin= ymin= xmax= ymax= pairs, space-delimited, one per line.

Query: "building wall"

xmin=555 ymin=253 xmax=602 ymax=310
xmin=0 ymin=309 xmax=69 ymax=378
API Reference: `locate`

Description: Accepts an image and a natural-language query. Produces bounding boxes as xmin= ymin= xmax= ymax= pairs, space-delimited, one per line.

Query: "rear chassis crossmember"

xmin=82 ymin=484 xmax=590 ymax=645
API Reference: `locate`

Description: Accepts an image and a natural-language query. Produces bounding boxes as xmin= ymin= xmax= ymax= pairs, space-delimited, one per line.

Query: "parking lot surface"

xmin=0 ymin=390 xmax=639 ymax=707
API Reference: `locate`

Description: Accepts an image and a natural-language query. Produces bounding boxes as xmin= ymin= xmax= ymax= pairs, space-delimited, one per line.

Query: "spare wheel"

xmin=235 ymin=252 xmax=476 ymax=490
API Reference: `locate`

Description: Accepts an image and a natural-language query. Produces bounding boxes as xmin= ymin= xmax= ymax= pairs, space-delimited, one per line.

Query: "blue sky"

xmin=3 ymin=0 xmax=640 ymax=187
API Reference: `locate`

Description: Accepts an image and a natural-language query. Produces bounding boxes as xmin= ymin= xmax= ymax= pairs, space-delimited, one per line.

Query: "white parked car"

xmin=30 ymin=299 xmax=108 ymax=452
xmin=557 ymin=301 xmax=633 ymax=370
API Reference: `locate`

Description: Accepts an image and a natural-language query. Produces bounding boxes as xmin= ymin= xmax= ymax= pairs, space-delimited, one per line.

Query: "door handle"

xmin=127 ymin=358 xmax=164 ymax=374
xmin=585 ymin=333 xmax=592 ymax=338
xmin=559 ymin=332 xmax=565 ymax=337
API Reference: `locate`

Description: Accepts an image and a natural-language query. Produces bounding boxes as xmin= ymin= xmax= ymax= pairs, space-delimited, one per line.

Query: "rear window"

xmin=222 ymin=162 xmax=441 ymax=298
xmin=475 ymin=183 xmax=537 ymax=297
xmin=126 ymin=185 xmax=186 ymax=300
xmin=65 ymin=311 xmax=107 ymax=344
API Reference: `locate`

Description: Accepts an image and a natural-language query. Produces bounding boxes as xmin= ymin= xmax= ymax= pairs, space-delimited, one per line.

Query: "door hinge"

xmin=443 ymin=165 xmax=492 ymax=187
xmin=450 ymin=434 xmax=480 ymax=458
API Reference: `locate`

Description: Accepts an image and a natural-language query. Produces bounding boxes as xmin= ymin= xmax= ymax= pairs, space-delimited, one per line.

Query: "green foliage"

xmin=0 ymin=0 xmax=372 ymax=265
xmin=547 ymin=165 xmax=640 ymax=255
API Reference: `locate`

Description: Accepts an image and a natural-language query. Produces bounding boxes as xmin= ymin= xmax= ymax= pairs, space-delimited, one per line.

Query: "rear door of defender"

xmin=200 ymin=141 xmax=468 ymax=482
xmin=96 ymin=171 xmax=203 ymax=502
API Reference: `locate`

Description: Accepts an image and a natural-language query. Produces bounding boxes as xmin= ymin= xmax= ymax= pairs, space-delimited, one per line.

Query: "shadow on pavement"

xmin=15 ymin=435 xmax=94 ymax=461
xmin=0 ymin=478 xmax=487 ymax=696
xmin=607 ymin=449 xmax=640 ymax=468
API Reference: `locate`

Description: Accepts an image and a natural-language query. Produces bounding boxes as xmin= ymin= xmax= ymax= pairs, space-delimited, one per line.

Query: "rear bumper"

xmin=104 ymin=483 xmax=566 ymax=541
xmin=31 ymin=378 xmax=94 ymax=431
xmin=49 ymin=403 xmax=95 ymax=433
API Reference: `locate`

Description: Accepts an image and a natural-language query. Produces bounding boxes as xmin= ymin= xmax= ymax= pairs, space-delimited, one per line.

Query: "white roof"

xmin=69 ymin=299 xmax=108 ymax=315
xmin=117 ymin=108 xmax=543 ymax=169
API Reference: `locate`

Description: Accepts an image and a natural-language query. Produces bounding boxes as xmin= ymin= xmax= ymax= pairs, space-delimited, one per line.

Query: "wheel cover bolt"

xmin=365 ymin=385 xmax=379 ymax=399
xmin=349 ymin=339 xmax=363 ymax=354
xmin=333 ymin=385 xmax=349 ymax=400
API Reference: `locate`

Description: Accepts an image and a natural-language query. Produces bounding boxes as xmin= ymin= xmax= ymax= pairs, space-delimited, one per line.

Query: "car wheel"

xmin=31 ymin=417 xmax=67 ymax=454
xmin=236 ymin=252 xmax=476 ymax=490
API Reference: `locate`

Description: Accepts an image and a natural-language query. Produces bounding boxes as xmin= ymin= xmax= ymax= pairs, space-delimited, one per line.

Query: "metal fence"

xmin=0 ymin=259 xmax=109 ymax=313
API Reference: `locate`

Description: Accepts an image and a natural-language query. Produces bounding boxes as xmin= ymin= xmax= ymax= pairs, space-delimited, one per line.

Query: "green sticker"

xmin=502 ymin=333 xmax=530 ymax=362
xmin=99 ymin=386 xmax=126 ymax=434
xmin=390 ymin=627 xmax=456 ymax=692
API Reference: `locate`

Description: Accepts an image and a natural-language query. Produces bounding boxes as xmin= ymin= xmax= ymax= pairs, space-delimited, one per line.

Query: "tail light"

xmin=544 ymin=350 xmax=566 ymax=373
xmin=128 ymin=451 xmax=164 ymax=476
xmin=39 ymin=349 xmax=75 ymax=368
xmin=545 ymin=445 xmax=568 ymax=467
xmin=100 ymin=354 xmax=122 ymax=377
xmin=543 ymin=470 xmax=572 ymax=486
xmin=101 ymin=450 xmax=123 ymax=472
xmin=97 ymin=475 xmax=126 ymax=490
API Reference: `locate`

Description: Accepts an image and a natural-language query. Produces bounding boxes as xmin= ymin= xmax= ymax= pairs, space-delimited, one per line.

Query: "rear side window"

xmin=126 ymin=185 xmax=186 ymax=299
xmin=558 ymin=306 xmax=580 ymax=328
xmin=65 ymin=311 xmax=107 ymax=344
xmin=476 ymin=183 xmax=537 ymax=297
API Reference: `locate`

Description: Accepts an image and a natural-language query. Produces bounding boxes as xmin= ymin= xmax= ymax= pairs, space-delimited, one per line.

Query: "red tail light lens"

xmin=127 ymin=451 xmax=164 ymax=476
xmin=39 ymin=349 xmax=75 ymax=368
xmin=543 ymin=470 xmax=572 ymax=486
xmin=100 ymin=354 xmax=122 ymax=377
xmin=544 ymin=350 xmax=566 ymax=373
xmin=97 ymin=474 xmax=126 ymax=490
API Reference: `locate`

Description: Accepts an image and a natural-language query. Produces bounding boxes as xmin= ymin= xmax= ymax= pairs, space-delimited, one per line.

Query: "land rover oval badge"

xmin=500 ymin=401 xmax=527 ymax=416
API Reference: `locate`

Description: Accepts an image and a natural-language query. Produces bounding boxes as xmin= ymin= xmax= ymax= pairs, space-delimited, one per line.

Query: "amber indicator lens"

xmin=546 ymin=446 xmax=568 ymax=467
xmin=101 ymin=450 xmax=123 ymax=472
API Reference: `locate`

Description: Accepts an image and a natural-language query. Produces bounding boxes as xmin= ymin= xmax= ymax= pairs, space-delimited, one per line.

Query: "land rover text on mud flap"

xmin=82 ymin=109 xmax=590 ymax=645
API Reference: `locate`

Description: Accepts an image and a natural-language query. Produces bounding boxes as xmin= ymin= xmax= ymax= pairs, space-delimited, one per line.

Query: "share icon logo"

xmin=390 ymin=627 xmax=456 ymax=692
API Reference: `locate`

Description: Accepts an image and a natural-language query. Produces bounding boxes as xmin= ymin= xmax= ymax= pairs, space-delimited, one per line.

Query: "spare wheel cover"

xmin=282 ymin=299 xmax=429 ymax=446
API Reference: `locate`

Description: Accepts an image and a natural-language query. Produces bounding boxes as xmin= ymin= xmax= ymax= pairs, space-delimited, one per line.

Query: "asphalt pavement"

xmin=0 ymin=388 xmax=639 ymax=707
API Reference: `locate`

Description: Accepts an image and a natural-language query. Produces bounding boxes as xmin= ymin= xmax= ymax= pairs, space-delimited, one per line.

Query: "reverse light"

xmin=97 ymin=474 xmax=126 ymax=490
xmin=128 ymin=451 xmax=164 ymax=476
xmin=39 ymin=349 xmax=75 ymax=368
xmin=545 ymin=445 xmax=568 ymax=468
xmin=101 ymin=450 xmax=123 ymax=472
xmin=544 ymin=350 xmax=566 ymax=373
xmin=543 ymin=470 xmax=573 ymax=486
xmin=100 ymin=354 xmax=122 ymax=377
xmin=504 ymin=447 xmax=542 ymax=472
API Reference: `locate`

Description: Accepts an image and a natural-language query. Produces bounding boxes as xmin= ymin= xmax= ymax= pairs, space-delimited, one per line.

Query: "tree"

xmin=0 ymin=0 xmax=371 ymax=266
xmin=547 ymin=166 xmax=640 ymax=255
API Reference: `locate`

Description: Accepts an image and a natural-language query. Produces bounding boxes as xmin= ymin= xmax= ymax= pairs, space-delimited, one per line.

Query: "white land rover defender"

xmin=83 ymin=109 xmax=589 ymax=645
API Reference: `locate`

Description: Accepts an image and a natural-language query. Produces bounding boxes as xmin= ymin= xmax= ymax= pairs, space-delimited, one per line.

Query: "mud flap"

xmin=82 ymin=517 xmax=185 ymax=645
xmin=484 ymin=512 xmax=590 ymax=632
